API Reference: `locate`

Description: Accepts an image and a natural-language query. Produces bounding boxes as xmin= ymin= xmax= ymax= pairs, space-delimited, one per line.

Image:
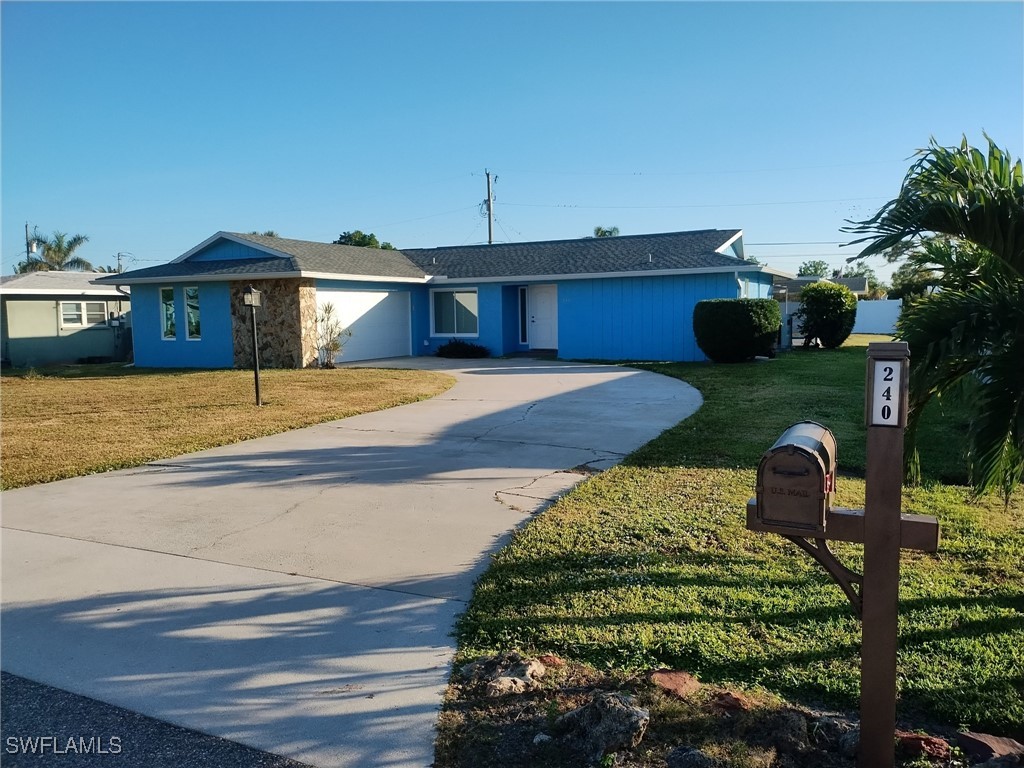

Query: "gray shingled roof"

xmin=92 ymin=257 xmax=302 ymax=284
xmin=1 ymin=271 xmax=128 ymax=295
xmin=402 ymin=229 xmax=746 ymax=279
xmin=225 ymin=233 xmax=427 ymax=278
xmin=99 ymin=229 xmax=754 ymax=285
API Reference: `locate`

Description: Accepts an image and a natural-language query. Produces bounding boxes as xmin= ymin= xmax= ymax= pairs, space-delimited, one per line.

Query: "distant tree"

xmin=334 ymin=230 xmax=395 ymax=250
xmin=797 ymin=259 xmax=831 ymax=277
xmin=248 ymin=230 xmax=279 ymax=237
xmin=592 ymin=226 xmax=620 ymax=238
xmin=795 ymin=281 xmax=857 ymax=348
xmin=93 ymin=265 xmax=119 ymax=273
xmin=17 ymin=230 xmax=92 ymax=272
xmin=888 ymin=260 xmax=937 ymax=301
xmin=743 ymin=255 xmax=763 ymax=265
xmin=844 ymin=260 xmax=888 ymax=298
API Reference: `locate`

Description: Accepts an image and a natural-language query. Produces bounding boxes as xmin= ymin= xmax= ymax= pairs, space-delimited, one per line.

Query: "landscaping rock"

xmin=770 ymin=709 xmax=811 ymax=754
xmin=710 ymin=689 xmax=755 ymax=713
xmin=838 ymin=727 xmax=860 ymax=759
xmin=486 ymin=676 xmax=534 ymax=697
xmin=537 ymin=653 xmax=566 ymax=668
xmin=650 ymin=669 xmax=702 ymax=699
xmin=465 ymin=652 xmax=548 ymax=697
xmin=533 ymin=733 xmax=553 ymax=746
xmin=957 ymin=732 xmax=1024 ymax=762
xmin=976 ymin=757 xmax=1022 ymax=768
xmin=810 ymin=715 xmax=856 ymax=750
xmin=896 ymin=730 xmax=950 ymax=760
xmin=556 ymin=691 xmax=650 ymax=764
xmin=666 ymin=745 xmax=714 ymax=768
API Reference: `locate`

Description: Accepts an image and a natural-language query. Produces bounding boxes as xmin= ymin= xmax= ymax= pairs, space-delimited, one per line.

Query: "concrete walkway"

xmin=1 ymin=358 xmax=701 ymax=767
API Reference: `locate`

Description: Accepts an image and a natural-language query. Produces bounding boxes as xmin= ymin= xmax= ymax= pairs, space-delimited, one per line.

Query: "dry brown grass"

xmin=0 ymin=364 xmax=454 ymax=489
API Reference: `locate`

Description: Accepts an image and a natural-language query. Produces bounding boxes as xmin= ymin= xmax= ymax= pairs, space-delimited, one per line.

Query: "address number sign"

xmin=870 ymin=361 xmax=902 ymax=427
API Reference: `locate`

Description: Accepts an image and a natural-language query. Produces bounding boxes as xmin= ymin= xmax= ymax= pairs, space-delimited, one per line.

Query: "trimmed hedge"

xmin=693 ymin=298 xmax=781 ymax=363
xmin=436 ymin=339 xmax=490 ymax=358
xmin=795 ymin=281 xmax=857 ymax=349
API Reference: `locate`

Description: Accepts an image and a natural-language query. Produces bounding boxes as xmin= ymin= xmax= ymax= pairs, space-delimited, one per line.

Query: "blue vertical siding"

xmin=417 ymin=283 xmax=506 ymax=357
xmin=558 ymin=273 xmax=736 ymax=362
xmin=750 ymin=272 xmax=774 ymax=298
xmin=132 ymin=283 xmax=234 ymax=368
xmin=189 ymin=240 xmax=278 ymax=262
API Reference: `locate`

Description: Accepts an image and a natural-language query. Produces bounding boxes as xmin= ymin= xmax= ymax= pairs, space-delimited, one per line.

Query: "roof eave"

xmin=102 ymin=270 xmax=430 ymax=286
xmin=428 ymin=264 xmax=782 ymax=284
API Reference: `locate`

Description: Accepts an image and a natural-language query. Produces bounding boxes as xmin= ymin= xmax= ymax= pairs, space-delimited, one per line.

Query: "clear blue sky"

xmin=3 ymin=1 xmax=1022 ymax=280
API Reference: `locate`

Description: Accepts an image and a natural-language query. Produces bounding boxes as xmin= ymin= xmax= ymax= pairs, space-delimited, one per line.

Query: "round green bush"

xmin=795 ymin=281 xmax=858 ymax=349
xmin=692 ymin=298 xmax=781 ymax=363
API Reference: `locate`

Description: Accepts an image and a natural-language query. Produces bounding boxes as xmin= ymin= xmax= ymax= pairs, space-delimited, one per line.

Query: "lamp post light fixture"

xmin=243 ymin=285 xmax=263 ymax=406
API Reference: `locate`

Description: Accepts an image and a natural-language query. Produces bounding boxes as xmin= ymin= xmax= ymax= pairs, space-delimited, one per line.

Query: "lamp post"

xmin=242 ymin=285 xmax=263 ymax=406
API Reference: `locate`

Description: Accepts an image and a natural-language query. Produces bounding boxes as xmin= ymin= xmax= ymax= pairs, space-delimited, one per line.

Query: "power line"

xmin=498 ymin=159 xmax=903 ymax=177
xmin=747 ymin=241 xmax=847 ymax=246
xmin=502 ymin=196 xmax=885 ymax=210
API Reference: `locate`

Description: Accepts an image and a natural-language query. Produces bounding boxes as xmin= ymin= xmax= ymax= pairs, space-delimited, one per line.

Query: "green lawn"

xmin=455 ymin=338 xmax=1023 ymax=737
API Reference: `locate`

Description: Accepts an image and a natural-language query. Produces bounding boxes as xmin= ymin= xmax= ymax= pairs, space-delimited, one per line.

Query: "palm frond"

xmin=843 ymin=135 xmax=1024 ymax=277
xmin=898 ymin=277 xmax=1024 ymax=501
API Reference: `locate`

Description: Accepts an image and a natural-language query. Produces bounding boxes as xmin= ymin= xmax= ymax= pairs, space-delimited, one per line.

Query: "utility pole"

xmin=485 ymin=169 xmax=495 ymax=245
xmin=24 ymin=222 xmax=35 ymax=265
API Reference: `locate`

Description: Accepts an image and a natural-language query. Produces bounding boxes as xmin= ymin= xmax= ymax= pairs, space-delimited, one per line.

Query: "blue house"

xmin=95 ymin=229 xmax=787 ymax=368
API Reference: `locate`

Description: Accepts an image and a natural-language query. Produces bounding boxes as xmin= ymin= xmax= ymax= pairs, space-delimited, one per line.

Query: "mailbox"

xmin=755 ymin=421 xmax=837 ymax=535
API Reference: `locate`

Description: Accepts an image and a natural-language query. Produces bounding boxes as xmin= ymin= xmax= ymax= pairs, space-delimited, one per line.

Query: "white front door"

xmin=528 ymin=284 xmax=558 ymax=349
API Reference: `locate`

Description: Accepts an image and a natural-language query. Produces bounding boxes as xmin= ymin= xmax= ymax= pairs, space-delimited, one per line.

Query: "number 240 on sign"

xmin=871 ymin=362 xmax=902 ymax=426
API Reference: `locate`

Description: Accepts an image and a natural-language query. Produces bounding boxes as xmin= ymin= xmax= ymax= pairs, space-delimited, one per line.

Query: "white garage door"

xmin=316 ymin=289 xmax=411 ymax=363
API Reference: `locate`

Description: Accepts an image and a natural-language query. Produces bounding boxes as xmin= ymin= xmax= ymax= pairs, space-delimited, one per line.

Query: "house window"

xmin=160 ymin=287 xmax=176 ymax=340
xmin=432 ymin=289 xmax=478 ymax=336
xmin=185 ymin=286 xmax=201 ymax=340
xmin=60 ymin=301 xmax=107 ymax=328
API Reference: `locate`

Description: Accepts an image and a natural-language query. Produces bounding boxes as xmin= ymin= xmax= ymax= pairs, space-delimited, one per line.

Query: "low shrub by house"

xmin=795 ymin=281 xmax=857 ymax=349
xmin=436 ymin=339 xmax=490 ymax=358
xmin=692 ymin=298 xmax=781 ymax=363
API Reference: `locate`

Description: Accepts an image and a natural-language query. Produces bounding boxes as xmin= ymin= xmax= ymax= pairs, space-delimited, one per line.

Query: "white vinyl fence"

xmin=852 ymin=299 xmax=902 ymax=335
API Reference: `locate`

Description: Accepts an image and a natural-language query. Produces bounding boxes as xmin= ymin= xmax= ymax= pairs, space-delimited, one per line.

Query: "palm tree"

xmin=593 ymin=226 xmax=620 ymax=238
xmin=844 ymin=135 xmax=1024 ymax=502
xmin=19 ymin=230 xmax=93 ymax=272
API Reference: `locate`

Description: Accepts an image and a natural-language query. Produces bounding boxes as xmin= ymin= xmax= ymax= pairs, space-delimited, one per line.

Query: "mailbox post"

xmin=243 ymin=285 xmax=263 ymax=407
xmin=860 ymin=342 xmax=911 ymax=768
xmin=746 ymin=342 xmax=938 ymax=768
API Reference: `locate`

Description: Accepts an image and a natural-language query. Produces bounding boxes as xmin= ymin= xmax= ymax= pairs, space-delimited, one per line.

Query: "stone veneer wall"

xmin=230 ymin=279 xmax=318 ymax=369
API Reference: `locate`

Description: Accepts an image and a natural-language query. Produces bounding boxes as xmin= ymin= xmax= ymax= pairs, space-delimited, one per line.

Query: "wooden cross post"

xmin=745 ymin=341 xmax=940 ymax=768
xmin=860 ymin=341 xmax=910 ymax=768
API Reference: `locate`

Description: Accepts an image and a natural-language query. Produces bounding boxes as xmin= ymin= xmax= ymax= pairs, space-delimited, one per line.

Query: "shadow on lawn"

xmin=459 ymin=549 xmax=1024 ymax=732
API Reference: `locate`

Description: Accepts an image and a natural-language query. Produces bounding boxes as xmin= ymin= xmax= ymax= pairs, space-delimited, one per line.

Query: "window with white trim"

xmin=60 ymin=301 xmax=107 ymax=328
xmin=185 ymin=286 xmax=201 ymax=340
xmin=160 ymin=287 xmax=176 ymax=340
xmin=431 ymin=289 xmax=478 ymax=336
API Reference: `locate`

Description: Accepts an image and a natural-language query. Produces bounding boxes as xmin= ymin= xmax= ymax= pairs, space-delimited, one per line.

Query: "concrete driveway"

xmin=1 ymin=358 xmax=701 ymax=767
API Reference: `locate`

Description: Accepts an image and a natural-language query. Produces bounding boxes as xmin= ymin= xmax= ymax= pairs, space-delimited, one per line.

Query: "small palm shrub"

xmin=436 ymin=339 xmax=490 ymax=358
xmin=692 ymin=298 xmax=781 ymax=363
xmin=315 ymin=302 xmax=352 ymax=368
xmin=795 ymin=282 xmax=857 ymax=349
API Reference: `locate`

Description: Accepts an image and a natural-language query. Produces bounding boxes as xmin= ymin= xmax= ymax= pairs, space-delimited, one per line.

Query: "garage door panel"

xmin=317 ymin=290 xmax=411 ymax=363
